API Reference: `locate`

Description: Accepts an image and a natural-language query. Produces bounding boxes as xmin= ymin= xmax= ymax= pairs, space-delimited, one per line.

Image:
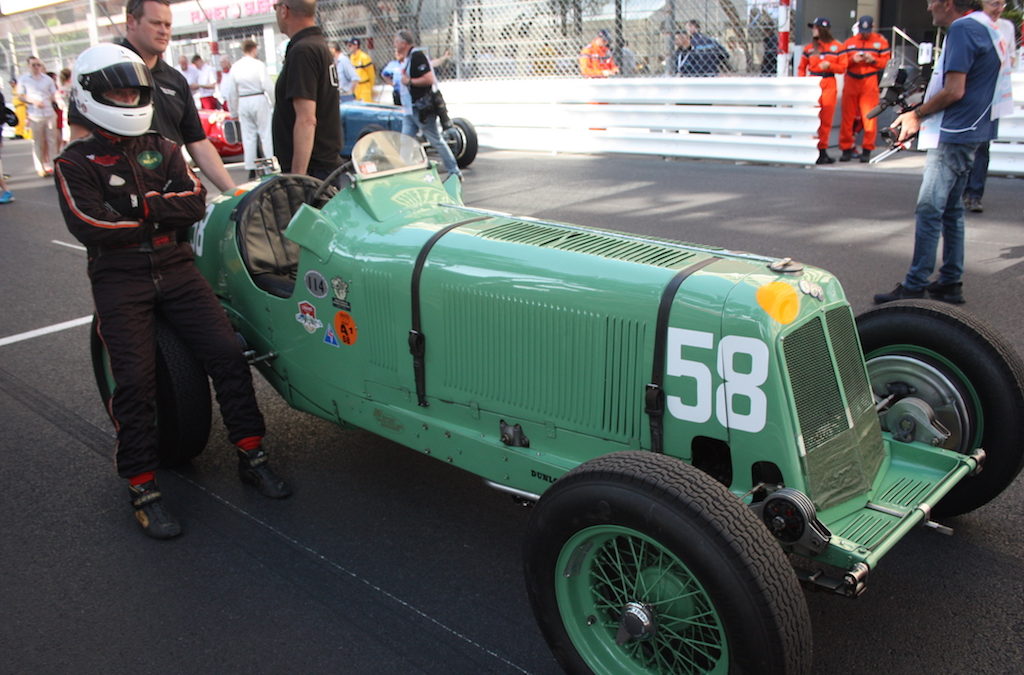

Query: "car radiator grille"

xmin=223 ymin=119 xmax=241 ymax=146
xmin=781 ymin=306 xmax=884 ymax=509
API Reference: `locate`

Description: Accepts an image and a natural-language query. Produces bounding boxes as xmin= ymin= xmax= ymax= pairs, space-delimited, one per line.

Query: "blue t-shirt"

xmin=939 ymin=15 xmax=1001 ymax=144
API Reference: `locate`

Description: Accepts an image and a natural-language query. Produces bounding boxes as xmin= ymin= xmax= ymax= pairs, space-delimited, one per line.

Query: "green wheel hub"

xmin=555 ymin=525 xmax=728 ymax=674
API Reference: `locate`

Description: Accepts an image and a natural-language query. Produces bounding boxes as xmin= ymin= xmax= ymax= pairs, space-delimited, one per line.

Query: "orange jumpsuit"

xmin=799 ymin=39 xmax=847 ymax=150
xmin=579 ymin=40 xmax=618 ymax=78
xmin=840 ymin=32 xmax=890 ymax=152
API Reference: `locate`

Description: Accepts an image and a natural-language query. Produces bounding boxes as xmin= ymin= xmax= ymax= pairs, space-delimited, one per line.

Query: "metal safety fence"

xmin=317 ymin=0 xmax=788 ymax=80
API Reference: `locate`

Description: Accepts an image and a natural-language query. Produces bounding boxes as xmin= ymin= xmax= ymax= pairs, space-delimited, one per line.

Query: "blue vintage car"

xmin=340 ymin=100 xmax=478 ymax=168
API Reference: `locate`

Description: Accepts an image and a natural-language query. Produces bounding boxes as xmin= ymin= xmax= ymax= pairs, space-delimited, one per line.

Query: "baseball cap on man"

xmin=807 ymin=17 xmax=831 ymax=29
xmin=345 ymin=37 xmax=361 ymax=47
xmin=857 ymin=16 xmax=874 ymax=33
xmin=597 ymin=29 xmax=611 ymax=43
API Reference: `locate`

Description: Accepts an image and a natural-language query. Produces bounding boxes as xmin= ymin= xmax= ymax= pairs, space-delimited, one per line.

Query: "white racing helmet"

xmin=73 ymin=43 xmax=153 ymax=136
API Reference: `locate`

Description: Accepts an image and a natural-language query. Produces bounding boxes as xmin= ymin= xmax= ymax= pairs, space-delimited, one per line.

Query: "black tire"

xmin=857 ymin=300 xmax=1024 ymax=517
xmin=90 ymin=315 xmax=212 ymax=467
xmin=444 ymin=117 xmax=478 ymax=168
xmin=357 ymin=123 xmax=386 ymax=140
xmin=524 ymin=451 xmax=812 ymax=675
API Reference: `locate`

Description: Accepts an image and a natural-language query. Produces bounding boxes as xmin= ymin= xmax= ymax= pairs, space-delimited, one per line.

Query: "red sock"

xmin=236 ymin=436 xmax=262 ymax=452
xmin=128 ymin=471 xmax=155 ymax=486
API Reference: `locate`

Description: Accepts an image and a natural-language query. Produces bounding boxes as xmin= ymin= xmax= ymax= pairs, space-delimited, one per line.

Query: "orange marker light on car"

xmin=757 ymin=281 xmax=800 ymax=325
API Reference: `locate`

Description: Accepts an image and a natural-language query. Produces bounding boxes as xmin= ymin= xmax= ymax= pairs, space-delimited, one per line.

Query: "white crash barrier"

xmin=441 ymin=74 xmax=1024 ymax=174
xmin=989 ymin=74 xmax=1024 ymax=176
xmin=442 ymin=77 xmax=822 ymax=166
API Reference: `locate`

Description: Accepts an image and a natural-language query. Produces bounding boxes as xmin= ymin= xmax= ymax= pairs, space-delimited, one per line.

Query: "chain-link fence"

xmin=318 ymin=0 xmax=788 ymax=79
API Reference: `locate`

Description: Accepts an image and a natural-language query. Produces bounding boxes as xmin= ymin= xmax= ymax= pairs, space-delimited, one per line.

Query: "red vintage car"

xmin=198 ymin=109 xmax=243 ymax=158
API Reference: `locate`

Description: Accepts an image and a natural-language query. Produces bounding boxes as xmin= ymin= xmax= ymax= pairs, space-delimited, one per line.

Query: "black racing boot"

xmin=816 ymin=149 xmax=835 ymax=165
xmin=927 ymin=281 xmax=965 ymax=304
xmin=238 ymin=448 xmax=292 ymax=498
xmin=129 ymin=481 xmax=182 ymax=540
xmin=839 ymin=148 xmax=857 ymax=162
xmin=859 ymin=149 xmax=872 ymax=163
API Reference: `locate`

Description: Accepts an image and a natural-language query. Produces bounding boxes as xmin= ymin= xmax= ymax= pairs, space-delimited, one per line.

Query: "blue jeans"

xmin=964 ymin=141 xmax=989 ymax=199
xmin=402 ymin=113 xmax=461 ymax=176
xmin=904 ymin=142 xmax=978 ymax=290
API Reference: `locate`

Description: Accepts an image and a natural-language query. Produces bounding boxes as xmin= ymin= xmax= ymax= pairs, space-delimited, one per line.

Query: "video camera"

xmin=869 ymin=59 xmax=927 ymax=120
xmin=867 ymin=58 xmax=929 ymax=163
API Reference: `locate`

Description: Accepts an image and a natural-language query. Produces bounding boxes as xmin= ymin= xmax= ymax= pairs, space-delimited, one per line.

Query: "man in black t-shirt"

xmin=67 ymin=0 xmax=236 ymax=192
xmin=272 ymin=0 xmax=342 ymax=178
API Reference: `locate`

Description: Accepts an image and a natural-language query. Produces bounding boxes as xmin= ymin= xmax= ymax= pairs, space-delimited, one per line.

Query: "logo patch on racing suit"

xmin=136 ymin=150 xmax=163 ymax=170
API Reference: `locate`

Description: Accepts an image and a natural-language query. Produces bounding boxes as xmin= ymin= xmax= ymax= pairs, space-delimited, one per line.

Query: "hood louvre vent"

xmin=478 ymin=221 xmax=698 ymax=269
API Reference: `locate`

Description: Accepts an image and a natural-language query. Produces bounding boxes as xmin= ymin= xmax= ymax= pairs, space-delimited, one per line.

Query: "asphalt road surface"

xmin=1 ymin=136 xmax=1022 ymax=674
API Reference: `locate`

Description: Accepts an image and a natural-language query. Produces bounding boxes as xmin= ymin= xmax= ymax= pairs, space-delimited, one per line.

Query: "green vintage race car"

xmin=92 ymin=132 xmax=1024 ymax=674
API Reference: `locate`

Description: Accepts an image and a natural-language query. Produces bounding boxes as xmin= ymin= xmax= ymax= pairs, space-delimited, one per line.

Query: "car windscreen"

xmin=351 ymin=130 xmax=429 ymax=179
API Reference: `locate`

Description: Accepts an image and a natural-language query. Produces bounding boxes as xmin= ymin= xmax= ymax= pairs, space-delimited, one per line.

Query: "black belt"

xmin=810 ymin=72 xmax=835 ymax=78
xmin=91 ymin=232 xmax=177 ymax=255
xmin=239 ymin=92 xmax=265 ymax=97
xmin=847 ymin=71 xmax=882 ymax=80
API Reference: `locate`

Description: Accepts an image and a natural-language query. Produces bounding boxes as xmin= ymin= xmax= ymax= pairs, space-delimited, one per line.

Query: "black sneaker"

xmin=816 ymin=149 xmax=835 ymax=165
xmin=238 ymin=448 xmax=292 ymax=498
xmin=859 ymin=150 xmax=872 ymax=163
xmin=839 ymin=148 xmax=857 ymax=162
xmin=873 ymin=283 xmax=925 ymax=304
xmin=927 ymin=281 xmax=965 ymax=304
xmin=129 ymin=481 xmax=182 ymax=539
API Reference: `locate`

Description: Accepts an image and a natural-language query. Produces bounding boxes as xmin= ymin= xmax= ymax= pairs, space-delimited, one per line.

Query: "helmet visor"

xmin=79 ymin=60 xmax=153 ymax=108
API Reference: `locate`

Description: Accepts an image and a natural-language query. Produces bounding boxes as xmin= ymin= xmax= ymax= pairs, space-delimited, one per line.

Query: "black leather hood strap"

xmin=409 ymin=215 xmax=491 ymax=407
xmin=646 ymin=256 xmax=721 ymax=453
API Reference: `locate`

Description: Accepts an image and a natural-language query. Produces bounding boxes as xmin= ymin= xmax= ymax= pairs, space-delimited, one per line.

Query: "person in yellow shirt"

xmin=346 ymin=38 xmax=376 ymax=102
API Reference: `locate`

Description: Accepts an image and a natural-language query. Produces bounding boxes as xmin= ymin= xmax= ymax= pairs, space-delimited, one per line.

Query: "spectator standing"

xmin=68 ymin=0 xmax=237 ymax=192
xmin=962 ymin=0 xmax=1017 ymax=213
xmin=839 ymin=16 xmax=891 ymax=162
xmin=874 ymin=0 xmax=1010 ymax=305
xmin=346 ymin=38 xmax=376 ymax=101
xmin=392 ymin=29 xmax=461 ymax=179
xmin=193 ymin=55 xmax=219 ymax=109
xmin=177 ymin=54 xmax=200 ymax=101
xmin=685 ymin=20 xmax=730 ymax=77
xmin=56 ymin=43 xmax=290 ymax=539
xmin=0 ymin=90 xmax=12 ymax=203
xmin=216 ymin=56 xmax=233 ymax=109
xmin=579 ymin=29 xmax=619 ymax=78
xmin=330 ymin=42 xmax=358 ymax=102
xmin=620 ymin=40 xmax=637 ymax=76
xmin=272 ymin=0 xmax=343 ymax=179
xmin=225 ymin=39 xmax=275 ymax=181
xmin=56 ymin=68 xmax=72 ymax=150
xmin=16 ymin=56 xmax=58 ymax=177
xmin=674 ymin=31 xmax=696 ymax=76
xmin=799 ymin=17 xmax=847 ymax=164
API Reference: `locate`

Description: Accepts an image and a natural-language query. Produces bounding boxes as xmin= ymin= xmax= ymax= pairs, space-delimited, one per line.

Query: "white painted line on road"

xmin=52 ymin=239 xmax=86 ymax=251
xmin=0 ymin=315 xmax=92 ymax=348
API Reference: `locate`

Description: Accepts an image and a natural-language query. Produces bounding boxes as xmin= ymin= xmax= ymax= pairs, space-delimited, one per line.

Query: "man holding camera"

xmin=874 ymin=0 xmax=1012 ymax=306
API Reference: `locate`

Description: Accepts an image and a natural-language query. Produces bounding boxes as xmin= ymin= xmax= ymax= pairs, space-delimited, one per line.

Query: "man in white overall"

xmin=224 ymin=39 xmax=275 ymax=181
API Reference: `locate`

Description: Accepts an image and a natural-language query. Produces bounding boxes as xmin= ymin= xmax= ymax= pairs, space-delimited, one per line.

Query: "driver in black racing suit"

xmin=54 ymin=43 xmax=290 ymax=540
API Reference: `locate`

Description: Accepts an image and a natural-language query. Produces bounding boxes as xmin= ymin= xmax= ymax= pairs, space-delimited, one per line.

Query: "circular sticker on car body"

xmin=334 ymin=311 xmax=358 ymax=345
xmin=304 ymin=270 xmax=329 ymax=298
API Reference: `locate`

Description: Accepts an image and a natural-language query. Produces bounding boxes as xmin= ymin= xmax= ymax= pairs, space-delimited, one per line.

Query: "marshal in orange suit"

xmin=839 ymin=15 xmax=890 ymax=162
xmin=799 ymin=17 xmax=847 ymax=164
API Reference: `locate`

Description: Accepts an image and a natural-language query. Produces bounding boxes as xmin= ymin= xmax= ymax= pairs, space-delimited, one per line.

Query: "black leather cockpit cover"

xmin=233 ymin=174 xmax=325 ymax=298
